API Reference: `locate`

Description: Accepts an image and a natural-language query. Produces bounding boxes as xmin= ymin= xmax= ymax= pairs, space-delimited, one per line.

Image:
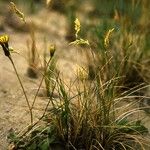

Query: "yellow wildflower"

xmin=0 ymin=35 xmax=10 ymax=57
xmin=0 ymin=34 xmax=9 ymax=43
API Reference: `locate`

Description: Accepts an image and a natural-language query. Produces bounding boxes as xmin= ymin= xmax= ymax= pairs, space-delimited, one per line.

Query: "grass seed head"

xmin=10 ymin=2 xmax=26 ymax=23
xmin=75 ymin=18 xmax=81 ymax=38
xmin=104 ymin=28 xmax=114 ymax=48
xmin=69 ymin=38 xmax=89 ymax=46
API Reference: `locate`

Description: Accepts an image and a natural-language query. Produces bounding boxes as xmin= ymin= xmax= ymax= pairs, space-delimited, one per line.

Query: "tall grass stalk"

xmin=8 ymin=56 xmax=33 ymax=125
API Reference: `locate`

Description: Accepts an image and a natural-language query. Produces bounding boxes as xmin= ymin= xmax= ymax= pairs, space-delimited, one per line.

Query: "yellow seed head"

xmin=74 ymin=18 xmax=81 ymax=38
xmin=104 ymin=28 xmax=114 ymax=48
xmin=69 ymin=38 xmax=89 ymax=46
xmin=10 ymin=2 xmax=26 ymax=23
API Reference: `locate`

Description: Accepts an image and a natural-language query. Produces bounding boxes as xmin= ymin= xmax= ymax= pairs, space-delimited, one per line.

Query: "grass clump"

xmin=9 ymin=71 xmax=149 ymax=149
xmin=7 ymin=19 xmax=150 ymax=149
xmin=88 ymin=18 xmax=149 ymax=93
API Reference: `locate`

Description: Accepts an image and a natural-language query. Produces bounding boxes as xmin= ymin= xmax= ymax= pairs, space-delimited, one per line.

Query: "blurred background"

xmin=0 ymin=0 xmax=150 ymax=85
xmin=0 ymin=0 xmax=149 ymax=39
xmin=0 ymin=0 xmax=150 ymax=80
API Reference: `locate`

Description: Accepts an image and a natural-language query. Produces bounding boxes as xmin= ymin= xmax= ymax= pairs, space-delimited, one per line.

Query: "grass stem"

xmin=8 ymin=56 xmax=33 ymax=125
xmin=31 ymin=57 xmax=52 ymax=110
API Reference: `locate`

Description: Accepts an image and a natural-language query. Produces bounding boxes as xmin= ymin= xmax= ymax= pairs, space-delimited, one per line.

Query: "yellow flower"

xmin=0 ymin=35 xmax=9 ymax=44
xmin=0 ymin=35 xmax=10 ymax=57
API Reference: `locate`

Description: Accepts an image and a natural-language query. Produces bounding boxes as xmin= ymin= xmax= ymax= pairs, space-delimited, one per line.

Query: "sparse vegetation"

xmin=0 ymin=0 xmax=150 ymax=150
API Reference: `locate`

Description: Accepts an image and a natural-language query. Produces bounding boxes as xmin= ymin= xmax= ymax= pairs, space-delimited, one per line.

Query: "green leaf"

xmin=38 ymin=139 xmax=49 ymax=150
xmin=27 ymin=141 xmax=37 ymax=150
